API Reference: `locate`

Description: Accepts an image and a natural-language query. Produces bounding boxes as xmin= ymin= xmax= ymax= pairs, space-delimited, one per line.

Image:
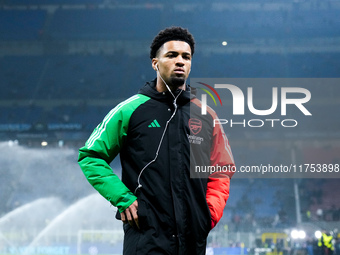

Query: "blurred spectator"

xmin=317 ymin=208 xmax=324 ymax=221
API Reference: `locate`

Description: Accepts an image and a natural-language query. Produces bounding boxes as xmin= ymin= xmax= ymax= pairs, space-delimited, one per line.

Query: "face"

xmin=152 ymin=40 xmax=192 ymax=90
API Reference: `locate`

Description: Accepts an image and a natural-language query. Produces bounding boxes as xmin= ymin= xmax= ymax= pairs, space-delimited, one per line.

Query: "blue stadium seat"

xmin=0 ymin=10 xmax=46 ymax=40
xmin=49 ymin=9 xmax=161 ymax=40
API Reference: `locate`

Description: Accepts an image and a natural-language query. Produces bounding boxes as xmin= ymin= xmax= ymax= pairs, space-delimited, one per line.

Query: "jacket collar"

xmin=138 ymin=79 xmax=196 ymax=105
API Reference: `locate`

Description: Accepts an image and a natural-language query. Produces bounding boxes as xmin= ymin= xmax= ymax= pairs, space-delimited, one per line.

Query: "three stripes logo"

xmin=197 ymin=82 xmax=222 ymax=115
xmin=148 ymin=119 xmax=161 ymax=128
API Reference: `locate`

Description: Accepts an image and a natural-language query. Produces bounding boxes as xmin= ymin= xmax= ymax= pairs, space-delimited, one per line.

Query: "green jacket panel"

xmin=78 ymin=94 xmax=150 ymax=212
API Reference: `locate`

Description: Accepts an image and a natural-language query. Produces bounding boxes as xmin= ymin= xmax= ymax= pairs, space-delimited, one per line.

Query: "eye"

xmin=183 ymin=55 xmax=191 ymax=60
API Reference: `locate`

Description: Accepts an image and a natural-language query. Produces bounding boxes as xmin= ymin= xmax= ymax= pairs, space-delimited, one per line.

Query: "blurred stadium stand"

xmin=0 ymin=0 xmax=339 ymax=231
xmin=0 ymin=9 xmax=46 ymax=40
xmin=49 ymin=9 xmax=161 ymax=40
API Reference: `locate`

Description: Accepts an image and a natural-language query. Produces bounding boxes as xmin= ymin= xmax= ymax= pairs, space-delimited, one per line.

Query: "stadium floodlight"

xmin=299 ymin=230 xmax=306 ymax=239
xmin=291 ymin=230 xmax=299 ymax=239
xmin=315 ymin=230 xmax=322 ymax=239
xmin=291 ymin=230 xmax=306 ymax=239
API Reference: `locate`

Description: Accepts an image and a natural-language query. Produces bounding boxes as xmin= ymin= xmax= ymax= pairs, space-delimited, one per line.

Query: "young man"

xmin=78 ymin=26 xmax=235 ymax=255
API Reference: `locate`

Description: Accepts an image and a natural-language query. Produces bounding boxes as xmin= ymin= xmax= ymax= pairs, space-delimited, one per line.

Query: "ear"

xmin=151 ymin=58 xmax=158 ymax=71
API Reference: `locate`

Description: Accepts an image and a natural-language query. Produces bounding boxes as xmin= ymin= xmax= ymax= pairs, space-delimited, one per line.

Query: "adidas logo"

xmin=148 ymin=119 xmax=161 ymax=128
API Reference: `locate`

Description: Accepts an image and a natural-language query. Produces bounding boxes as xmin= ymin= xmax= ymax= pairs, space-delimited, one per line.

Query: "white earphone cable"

xmin=134 ymin=66 xmax=184 ymax=194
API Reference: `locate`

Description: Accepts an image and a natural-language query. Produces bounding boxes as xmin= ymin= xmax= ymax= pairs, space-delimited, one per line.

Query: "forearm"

xmin=78 ymin=150 xmax=137 ymax=212
xmin=206 ymin=174 xmax=231 ymax=229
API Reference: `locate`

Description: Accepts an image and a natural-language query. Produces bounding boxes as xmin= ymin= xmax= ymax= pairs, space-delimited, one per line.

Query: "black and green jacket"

xmin=78 ymin=79 xmax=235 ymax=255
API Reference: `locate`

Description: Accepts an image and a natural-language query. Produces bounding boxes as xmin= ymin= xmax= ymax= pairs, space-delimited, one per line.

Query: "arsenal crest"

xmin=189 ymin=118 xmax=202 ymax=135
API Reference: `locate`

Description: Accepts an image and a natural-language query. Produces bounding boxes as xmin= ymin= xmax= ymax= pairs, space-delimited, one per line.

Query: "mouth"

xmin=174 ymin=68 xmax=185 ymax=74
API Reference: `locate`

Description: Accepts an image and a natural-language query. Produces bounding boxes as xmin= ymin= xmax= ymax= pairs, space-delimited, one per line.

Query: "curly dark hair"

xmin=149 ymin=26 xmax=195 ymax=59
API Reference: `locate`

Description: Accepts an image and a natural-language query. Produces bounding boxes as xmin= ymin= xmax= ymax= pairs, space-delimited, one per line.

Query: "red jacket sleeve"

xmin=206 ymin=109 xmax=235 ymax=229
xmin=207 ymin=176 xmax=231 ymax=229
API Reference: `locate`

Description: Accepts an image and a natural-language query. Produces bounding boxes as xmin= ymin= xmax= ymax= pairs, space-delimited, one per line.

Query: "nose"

xmin=175 ymin=55 xmax=185 ymax=66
